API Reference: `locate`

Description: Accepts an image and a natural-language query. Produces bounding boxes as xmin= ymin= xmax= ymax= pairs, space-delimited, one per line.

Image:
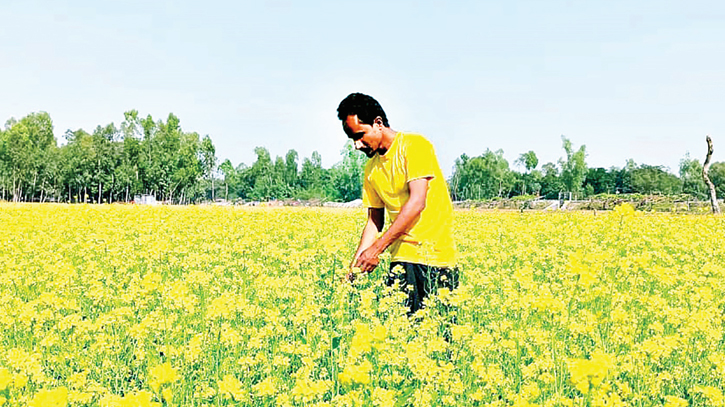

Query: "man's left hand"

xmin=354 ymin=244 xmax=382 ymax=273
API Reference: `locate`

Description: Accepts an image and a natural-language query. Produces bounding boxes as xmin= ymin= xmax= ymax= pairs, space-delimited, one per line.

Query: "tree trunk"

xmin=31 ymin=173 xmax=37 ymax=202
xmin=703 ymin=135 xmax=721 ymax=214
xmin=110 ymin=174 xmax=115 ymax=204
xmin=98 ymin=182 xmax=102 ymax=204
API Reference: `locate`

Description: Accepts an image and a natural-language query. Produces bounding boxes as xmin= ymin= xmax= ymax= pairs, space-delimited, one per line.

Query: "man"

xmin=337 ymin=92 xmax=458 ymax=314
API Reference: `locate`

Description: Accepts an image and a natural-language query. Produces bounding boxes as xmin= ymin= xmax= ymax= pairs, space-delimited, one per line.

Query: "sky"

xmin=2 ymin=0 xmax=724 ymax=177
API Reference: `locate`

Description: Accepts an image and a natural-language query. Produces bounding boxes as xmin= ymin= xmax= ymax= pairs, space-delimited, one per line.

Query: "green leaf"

xmin=395 ymin=386 xmax=416 ymax=407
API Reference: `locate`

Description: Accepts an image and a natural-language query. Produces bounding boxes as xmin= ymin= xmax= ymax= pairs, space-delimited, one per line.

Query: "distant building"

xmin=324 ymin=199 xmax=362 ymax=208
xmin=134 ymin=194 xmax=158 ymax=205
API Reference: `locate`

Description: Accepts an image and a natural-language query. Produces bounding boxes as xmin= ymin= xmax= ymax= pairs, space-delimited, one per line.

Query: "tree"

xmin=116 ymin=130 xmax=142 ymax=202
xmin=613 ymin=159 xmax=637 ymax=194
xmin=630 ymin=165 xmax=681 ymax=195
xmin=516 ymin=151 xmax=539 ymax=172
xmin=61 ymin=129 xmax=95 ymax=203
xmin=0 ymin=110 xmax=217 ymax=204
xmin=515 ymin=150 xmax=539 ymax=195
xmin=272 ymin=156 xmax=291 ymax=198
xmin=2 ymin=112 xmax=56 ymax=201
xmin=448 ymin=149 xmax=513 ymax=200
xmin=448 ymin=153 xmax=470 ymax=201
xmin=200 ymin=135 xmax=217 ymax=201
xmin=679 ymin=153 xmax=707 ymax=200
xmin=527 ymin=169 xmax=543 ymax=197
xmin=558 ymin=136 xmax=587 ymax=196
xmin=299 ymin=150 xmax=326 ymax=198
xmin=219 ymin=159 xmax=236 ymax=201
xmin=584 ymin=167 xmax=616 ymax=195
xmin=138 ymin=114 xmax=157 ymax=195
xmin=330 ymin=141 xmax=367 ymax=201
xmin=172 ymin=131 xmax=203 ymax=204
xmin=150 ymin=114 xmax=185 ymax=201
xmin=234 ymin=162 xmax=253 ymax=199
xmin=285 ymin=149 xmax=299 ymax=188
xmin=540 ymin=162 xmax=562 ymax=199
xmin=90 ymin=124 xmax=118 ymax=203
xmin=702 ymin=136 xmax=720 ymax=214
xmin=248 ymin=146 xmax=274 ymax=200
xmin=710 ymin=162 xmax=725 ymax=198
xmin=0 ymin=127 xmax=6 ymax=200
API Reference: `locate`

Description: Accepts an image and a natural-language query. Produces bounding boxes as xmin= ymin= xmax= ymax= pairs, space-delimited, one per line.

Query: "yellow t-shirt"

xmin=362 ymin=132 xmax=456 ymax=267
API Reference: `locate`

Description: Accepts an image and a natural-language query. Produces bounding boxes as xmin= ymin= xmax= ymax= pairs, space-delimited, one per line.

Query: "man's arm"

xmin=351 ymin=207 xmax=385 ymax=268
xmin=354 ymin=177 xmax=430 ymax=273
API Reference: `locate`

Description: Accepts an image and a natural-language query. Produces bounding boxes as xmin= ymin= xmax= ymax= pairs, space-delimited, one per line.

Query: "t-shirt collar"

xmin=378 ymin=132 xmax=401 ymax=161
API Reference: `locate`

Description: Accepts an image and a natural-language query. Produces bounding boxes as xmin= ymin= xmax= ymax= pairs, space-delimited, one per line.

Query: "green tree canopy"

xmin=559 ymin=136 xmax=587 ymax=195
xmin=449 ymin=149 xmax=513 ymax=200
xmin=679 ymin=153 xmax=707 ymax=199
xmin=631 ymin=164 xmax=682 ymax=195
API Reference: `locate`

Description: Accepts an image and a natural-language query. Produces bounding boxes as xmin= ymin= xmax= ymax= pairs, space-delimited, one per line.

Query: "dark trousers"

xmin=386 ymin=262 xmax=460 ymax=314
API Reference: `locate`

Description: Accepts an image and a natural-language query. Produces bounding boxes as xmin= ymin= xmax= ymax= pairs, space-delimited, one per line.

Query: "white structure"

xmin=324 ymin=199 xmax=363 ymax=208
xmin=134 ymin=194 xmax=158 ymax=205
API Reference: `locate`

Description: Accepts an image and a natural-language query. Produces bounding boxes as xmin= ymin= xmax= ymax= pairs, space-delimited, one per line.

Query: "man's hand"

xmin=354 ymin=242 xmax=383 ymax=273
xmin=347 ymin=179 xmax=428 ymax=281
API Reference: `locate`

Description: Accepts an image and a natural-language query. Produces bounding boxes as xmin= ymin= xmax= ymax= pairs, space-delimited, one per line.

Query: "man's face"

xmin=343 ymin=115 xmax=383 ymax=158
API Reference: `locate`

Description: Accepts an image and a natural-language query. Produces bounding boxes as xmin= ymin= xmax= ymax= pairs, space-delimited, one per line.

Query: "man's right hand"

xmin=347 ymin=207 xmax=385 ymax=283
xmin=354 ymin=244 xmax=382 ymax=273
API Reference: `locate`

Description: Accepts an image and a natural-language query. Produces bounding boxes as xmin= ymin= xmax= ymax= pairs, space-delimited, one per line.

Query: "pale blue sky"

xmin=2 ymin=0 xmax=723 ymax=176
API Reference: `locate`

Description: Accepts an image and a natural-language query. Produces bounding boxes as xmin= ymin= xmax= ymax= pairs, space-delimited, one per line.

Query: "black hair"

xmin=336 ymin=93 xmax=389 ymax=127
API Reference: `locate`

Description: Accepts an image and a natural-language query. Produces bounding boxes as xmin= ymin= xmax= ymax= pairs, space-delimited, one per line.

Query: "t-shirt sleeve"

xmin=362 ymin=176 xmax=384 ymax=208
xmin=405 ymin=136 xmax=438 ymax=182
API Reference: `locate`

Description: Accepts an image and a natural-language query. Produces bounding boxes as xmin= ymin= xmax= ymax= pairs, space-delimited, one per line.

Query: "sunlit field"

xmin=1 ymin=204 xmax=725 ymax=407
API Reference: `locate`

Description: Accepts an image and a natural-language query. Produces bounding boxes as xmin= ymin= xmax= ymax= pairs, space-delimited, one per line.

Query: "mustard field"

xmin=1 ymin=204 xmax=725 ymax=407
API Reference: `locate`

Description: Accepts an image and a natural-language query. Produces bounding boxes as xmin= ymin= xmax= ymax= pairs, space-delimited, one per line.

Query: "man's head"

xmin=337 ymin=93 xmax=390 ymax=158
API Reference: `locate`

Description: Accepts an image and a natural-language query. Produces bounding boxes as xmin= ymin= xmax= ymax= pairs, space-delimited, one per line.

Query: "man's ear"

xmin=374 ymin=116 xmax=383 ymax=127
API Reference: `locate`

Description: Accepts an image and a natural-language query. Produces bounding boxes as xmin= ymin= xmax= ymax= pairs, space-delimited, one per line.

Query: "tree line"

xmin=1 ymin=111 xmax=723 ymax=204
xmin=450 ymin=136 xmax=725 ymax=201
xmin=0 ymin=110 xmax=367 ymax=204
xmin=0 ymin=111 xmax=218 ymax=204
